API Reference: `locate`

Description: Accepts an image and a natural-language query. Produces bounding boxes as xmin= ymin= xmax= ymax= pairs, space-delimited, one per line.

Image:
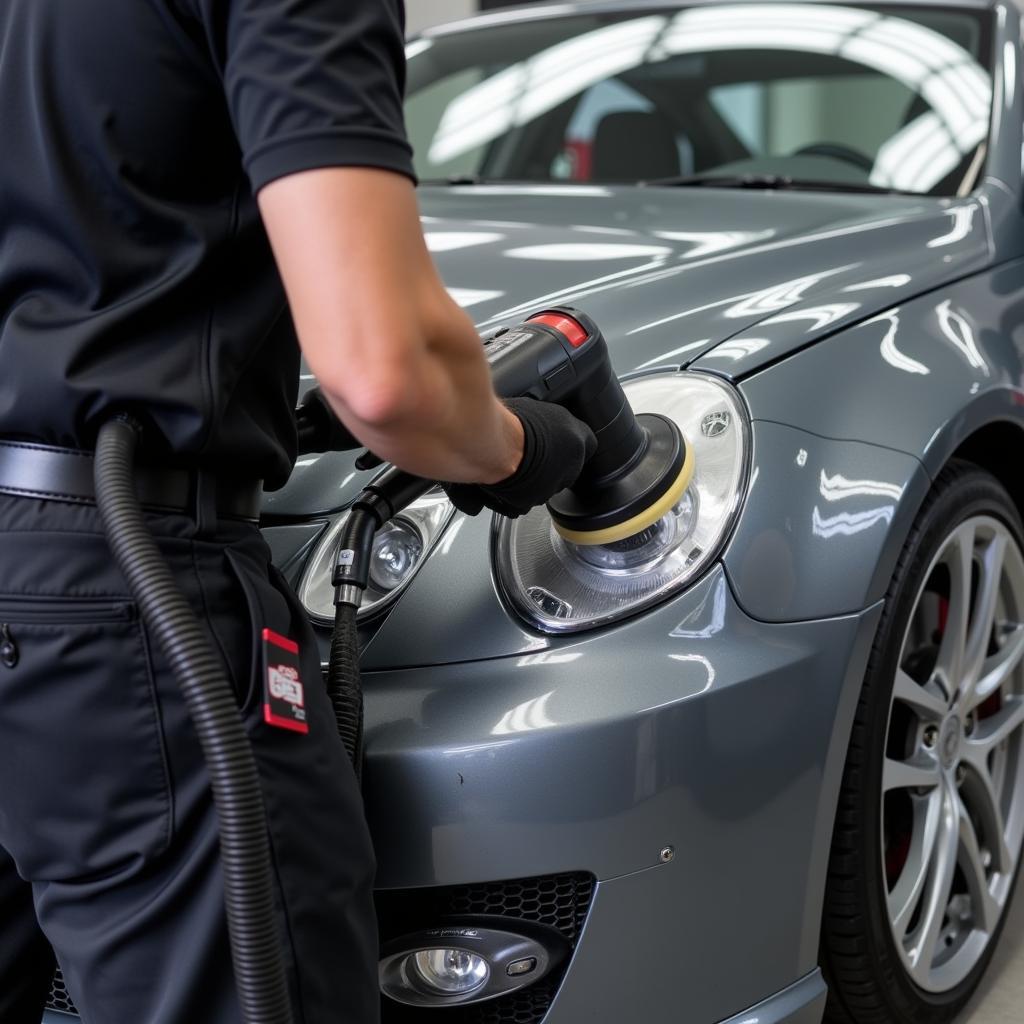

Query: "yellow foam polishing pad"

xmin=552 ymin=440 xmax=695 ymax=547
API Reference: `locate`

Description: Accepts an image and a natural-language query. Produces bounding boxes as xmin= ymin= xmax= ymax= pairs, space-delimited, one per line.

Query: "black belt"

xmin=0 ymin=440 xmax=263 ymax=522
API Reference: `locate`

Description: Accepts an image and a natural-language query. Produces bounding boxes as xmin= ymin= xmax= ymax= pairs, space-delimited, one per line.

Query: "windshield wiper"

xmin=640 ymin=173 xmax=912 ymax=196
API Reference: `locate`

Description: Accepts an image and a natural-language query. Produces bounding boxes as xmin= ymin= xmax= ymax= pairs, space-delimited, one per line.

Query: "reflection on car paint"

xmin=503 ymin=242 xmax=673 ymax=261
xmin=936 ymin=299 xmax=988 ymax=372
xmin=653 ymin=228 xmax=776 ymax=257
xmin=702 ymin=338 xmax=770 ymax=361
xmin=446 ymin=287 xmax=505 ymax=308
xmin=424 ymin=231 xmax=506 ymax=252
xmin=492 ymin=690 xmax=559 ymax=735
xmin=434 ymin=515 xmax=468 ymax=558
xmin=927 ymin=205 xmax=976 ymax=247
xmin=760 ymin=302 xmax=861 ymax=332
xmin=669 ymin=573 xmax=728 ymax=640
xmin=818 ymin=472 xmax=904 ymax=502
xmin=842 ymin=274 xmax=911 ymax=291
xmin=724 ymin=266 xmax=857 ymax=319
xmin=873 ymin=311 xmax=932 ymax=375
xmin=812 ymin=506 xmax=896 ymax=538
xmin=665 ymin=653 xmax=715 ymax=700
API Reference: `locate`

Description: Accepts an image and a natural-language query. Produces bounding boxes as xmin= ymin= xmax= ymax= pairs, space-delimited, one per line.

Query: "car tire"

xmin=821 ymin=459 xmax=1024 ymax=1024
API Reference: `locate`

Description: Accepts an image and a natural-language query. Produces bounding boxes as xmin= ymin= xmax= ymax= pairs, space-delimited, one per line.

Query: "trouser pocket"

xmin=0 ymin=597 xmax=172 ymax=881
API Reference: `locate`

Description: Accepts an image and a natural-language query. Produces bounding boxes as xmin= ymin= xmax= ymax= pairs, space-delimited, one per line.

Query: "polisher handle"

xmin=484 ymin=306 xmax=645 ymax=486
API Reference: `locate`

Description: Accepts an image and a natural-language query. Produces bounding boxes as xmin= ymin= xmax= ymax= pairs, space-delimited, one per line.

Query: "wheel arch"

xmin=946 ymin=419 xmax=1024 ymax=525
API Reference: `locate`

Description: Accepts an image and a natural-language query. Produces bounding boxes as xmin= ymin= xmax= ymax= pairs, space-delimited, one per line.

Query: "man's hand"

xmin=444 ymin=398 xmax=597 ymax=517
xmin=257 ymin=167 xmax=524 ymax=484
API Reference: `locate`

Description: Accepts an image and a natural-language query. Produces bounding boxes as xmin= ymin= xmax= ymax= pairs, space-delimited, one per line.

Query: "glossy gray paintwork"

xmin=721 ymin=422 xmax=931 ymax=621
xmin=362 ymin=565 xmax=881 ymax=1021
xmin=741 ymin=259 xmax=1024 ymax=466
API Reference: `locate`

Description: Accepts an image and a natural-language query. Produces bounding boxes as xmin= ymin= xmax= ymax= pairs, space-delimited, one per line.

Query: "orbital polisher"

xmin=482 ymin=306 xmax=694 ymax=546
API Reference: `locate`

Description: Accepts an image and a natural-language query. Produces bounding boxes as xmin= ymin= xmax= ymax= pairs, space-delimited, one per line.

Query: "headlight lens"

xmin=494 ymin=372 xmax=749 ymax=633
xmin=298 ymin=490 xmax=454 ymax=623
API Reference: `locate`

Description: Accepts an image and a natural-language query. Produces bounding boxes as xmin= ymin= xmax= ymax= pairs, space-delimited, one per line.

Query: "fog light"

xmin=379 ymin=918 xmax=569 ymax=1008
xmin=410 ymin=948 xmax=489 ymax=995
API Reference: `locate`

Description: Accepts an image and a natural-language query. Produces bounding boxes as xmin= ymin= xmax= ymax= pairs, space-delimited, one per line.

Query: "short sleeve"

xmin=184 ymin=0 xmax=415 ymax=192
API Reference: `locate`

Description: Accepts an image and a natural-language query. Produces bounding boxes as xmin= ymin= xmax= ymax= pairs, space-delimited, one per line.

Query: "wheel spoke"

xmin=957 ymin=794 xmax=1001 ymax=933
xmin=962 ymin=718 xmax=1019 ymax=875
xmin=889 ymin=789 xmax=943 ymax=941
xmin=962 ymin=531 xmax=1007 ymax=706
xmin=935 ymin=523 xmax=974 ymax=697
xmin=966 ymin=696 xmax=1024 ymax=758
xmin=884 ymin=755 xmax=941 ymax=793
xmin=975 ymin=770 xmax=1013 ymax=872
xmin=908 ymin=784 xmax=959 ymax=983
xmin=972 ymin=624 xmax=1024 ymax=709
xmin=893 ymin=667 xmax=949 ymax=720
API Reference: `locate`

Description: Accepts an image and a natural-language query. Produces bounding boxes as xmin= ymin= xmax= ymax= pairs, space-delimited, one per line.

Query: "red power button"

xmin=528 ymin=312 xmax=589 ymax=348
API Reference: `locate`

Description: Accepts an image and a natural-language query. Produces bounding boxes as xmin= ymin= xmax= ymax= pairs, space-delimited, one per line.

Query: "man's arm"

xmin=258 ymin=167 xmax=524 ymax=484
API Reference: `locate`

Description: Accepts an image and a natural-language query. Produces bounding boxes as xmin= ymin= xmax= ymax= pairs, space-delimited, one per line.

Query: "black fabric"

xmin=0 ymin=495 xmax=379 ymax=1023
xmin=591 ymin=110 xmax=681 ymax=183
xmin=445 ymin=397 xmax=597 ymax=518
xmin=0 ymin=0 xmax=414 ymax=491
xmin=0 ymin=846 xmax=55 ymax=1024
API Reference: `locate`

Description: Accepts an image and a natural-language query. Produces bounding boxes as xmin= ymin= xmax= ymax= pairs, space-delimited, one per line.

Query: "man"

xmin=0 ymin=1 xmax=595 ymax=1021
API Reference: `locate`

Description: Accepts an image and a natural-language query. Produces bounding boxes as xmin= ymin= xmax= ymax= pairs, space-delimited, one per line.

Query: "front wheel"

xmin=822 ymin=462 xmax=1024 ymax=1023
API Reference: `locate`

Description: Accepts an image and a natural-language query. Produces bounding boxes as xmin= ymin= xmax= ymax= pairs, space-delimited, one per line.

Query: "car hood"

xmin=265 ymin=184 xmax=989 ymax=518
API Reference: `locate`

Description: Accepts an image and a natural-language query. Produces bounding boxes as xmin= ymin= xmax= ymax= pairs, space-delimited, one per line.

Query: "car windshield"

xmin=406 ymin=4 xmax=993 ymax=196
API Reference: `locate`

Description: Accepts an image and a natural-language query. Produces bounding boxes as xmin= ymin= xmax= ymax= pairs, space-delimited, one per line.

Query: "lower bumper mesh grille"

xmin=376 ymin=871 xmax=594 ymax=1024
xmin=46 ymin=870 xmax=595 ymax=1023
xmin=45 ymin=968 xmax=75 ymax=1015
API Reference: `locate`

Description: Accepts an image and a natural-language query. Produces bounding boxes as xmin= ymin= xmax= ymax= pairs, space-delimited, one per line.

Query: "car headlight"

xmin=298 ymin=490 xmax=454 ymax=623
xmin=494 ymin=372 xmax=749 ymax=634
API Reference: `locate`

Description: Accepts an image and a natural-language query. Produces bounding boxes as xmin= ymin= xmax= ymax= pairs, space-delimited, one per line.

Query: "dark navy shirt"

xmin=0 ymin=0 xmax=414 ymax=489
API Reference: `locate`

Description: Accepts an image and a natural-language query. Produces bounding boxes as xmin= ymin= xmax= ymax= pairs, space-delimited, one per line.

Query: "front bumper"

xmin=360 ymin=566 xmax=880 ymax=1023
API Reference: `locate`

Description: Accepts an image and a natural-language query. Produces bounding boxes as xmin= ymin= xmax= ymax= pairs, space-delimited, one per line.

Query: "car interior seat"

xmin=591 ymin=109 xmax=682 ymax=182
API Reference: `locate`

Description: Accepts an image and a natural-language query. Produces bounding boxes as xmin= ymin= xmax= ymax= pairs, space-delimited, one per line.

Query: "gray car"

xmin=43 ymin=1 xmax=1024 ymax=1022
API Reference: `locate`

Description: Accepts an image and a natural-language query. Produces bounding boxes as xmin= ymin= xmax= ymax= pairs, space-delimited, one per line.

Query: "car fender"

xmin=732 ymin=258 xmax=1024 ymax=621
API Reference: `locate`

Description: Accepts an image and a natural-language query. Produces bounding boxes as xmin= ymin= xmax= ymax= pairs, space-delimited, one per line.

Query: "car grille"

xmin=46 ymin=871 xmax=594 ymax=1023
xmin=377 ymin=871 xmax=594 ymax=1024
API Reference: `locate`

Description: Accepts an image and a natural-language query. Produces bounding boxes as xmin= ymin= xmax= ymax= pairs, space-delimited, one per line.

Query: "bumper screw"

xmin=659 ymin=846 xmax=675 ymax=864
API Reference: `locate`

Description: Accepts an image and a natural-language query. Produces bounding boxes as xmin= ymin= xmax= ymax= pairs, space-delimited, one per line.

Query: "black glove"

xmin=444 ymin=397 xmax=597 ymax=518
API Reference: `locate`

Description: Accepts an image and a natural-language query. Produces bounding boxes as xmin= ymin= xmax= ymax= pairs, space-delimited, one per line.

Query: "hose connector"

xmin=332 ymin=467 xmax=433 ymax=610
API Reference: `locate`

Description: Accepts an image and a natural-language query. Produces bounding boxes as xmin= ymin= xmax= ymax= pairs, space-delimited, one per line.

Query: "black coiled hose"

xmin=324 ymin=471 xmax=430 ymax=781
xmin=93 ymin=417 xmax=293 ymax=1024
xmin=326 ymin=602 xmax=363 ymax=781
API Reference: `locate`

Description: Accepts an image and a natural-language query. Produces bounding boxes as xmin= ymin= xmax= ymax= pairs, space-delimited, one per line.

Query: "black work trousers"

xmin=0 ymin=493 xmax=379 ymax=1023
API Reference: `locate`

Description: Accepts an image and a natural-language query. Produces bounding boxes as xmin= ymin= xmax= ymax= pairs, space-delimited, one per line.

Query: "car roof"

xmin=423 ymin=0 xmax=999 ymax=36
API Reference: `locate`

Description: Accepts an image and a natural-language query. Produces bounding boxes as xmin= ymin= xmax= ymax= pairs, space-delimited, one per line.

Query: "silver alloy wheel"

xmin=882 ymin=515 xmax=1024 ymax=993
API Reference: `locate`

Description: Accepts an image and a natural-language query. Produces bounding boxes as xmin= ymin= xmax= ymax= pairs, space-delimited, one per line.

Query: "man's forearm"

xmin=317 ymin=300 xmax=525 ymax=483
xmin=258 ymin=167 xmax=524 ymax=484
